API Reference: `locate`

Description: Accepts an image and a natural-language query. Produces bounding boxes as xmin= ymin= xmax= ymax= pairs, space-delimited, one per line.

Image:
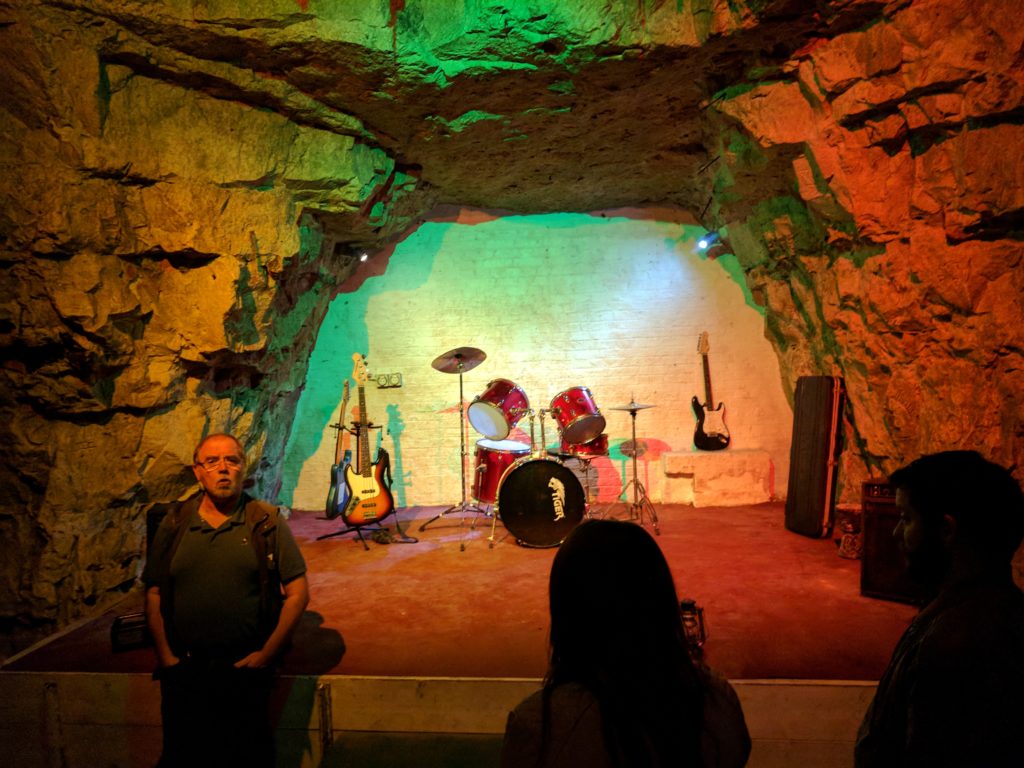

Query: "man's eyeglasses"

xmin=195 ymin=455 xmax=244 ymax=471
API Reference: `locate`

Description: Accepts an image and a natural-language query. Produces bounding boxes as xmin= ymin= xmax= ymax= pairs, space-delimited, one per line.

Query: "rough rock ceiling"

xmin=75 ymin=0 xmax=894 ymax=230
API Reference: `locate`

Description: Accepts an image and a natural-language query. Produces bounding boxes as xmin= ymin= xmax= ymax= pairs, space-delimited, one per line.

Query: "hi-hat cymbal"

xmin=609 ymin=401 xmax=656 ymax=412
xmin=431 ymin=346 xmax=486 ymax=373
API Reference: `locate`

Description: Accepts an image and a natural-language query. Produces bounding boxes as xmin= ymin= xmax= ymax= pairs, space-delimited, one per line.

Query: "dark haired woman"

xmin=501 ymin=519 xmax=750 ymax=767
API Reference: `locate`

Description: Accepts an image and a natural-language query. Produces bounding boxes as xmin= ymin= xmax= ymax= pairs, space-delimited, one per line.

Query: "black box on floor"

xmin=111 ymin=611 xmax=151 ymax=652
xmin=860 ymin=480 xmax=923 ymax=604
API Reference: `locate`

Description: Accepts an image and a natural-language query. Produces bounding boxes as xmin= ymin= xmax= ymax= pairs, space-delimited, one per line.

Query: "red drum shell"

xmin=560 ymin=432 xmax=608 ymax=457
xmin=468 ymin=378 xmax=530 ymax=440
xmin=472 ymin=439 xmax=530 ymax=504
xmin=550 ymin=386 xmax=606 ymax=445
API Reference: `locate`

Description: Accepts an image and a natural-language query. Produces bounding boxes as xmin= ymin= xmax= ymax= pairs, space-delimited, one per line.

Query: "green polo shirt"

xmin=167 ymin=501 xmax=305 ymax=659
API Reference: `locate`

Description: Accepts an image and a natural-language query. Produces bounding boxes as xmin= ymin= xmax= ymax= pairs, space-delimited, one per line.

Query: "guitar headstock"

xmin=341 ymin=378 xmax=350 ymax=405
xmin=697 ymin=332 xmax=710 ymax=355
xmin=351 ymin=353 xmax=369 ymax=385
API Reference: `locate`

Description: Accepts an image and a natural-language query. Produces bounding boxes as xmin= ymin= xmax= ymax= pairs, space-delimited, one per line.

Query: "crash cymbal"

xmin=431 ymin=346 xmax=486 ymax=374
xmin=609 ymin=401 xmax=656 ymax=412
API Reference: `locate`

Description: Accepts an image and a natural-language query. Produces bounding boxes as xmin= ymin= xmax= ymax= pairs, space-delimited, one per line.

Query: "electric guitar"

xmin=342 ymin=354 xmax=395 ymax=526
xmin=692 ymin=332 xmax=731 ymax=451
xmin=324 ymin=379 xmax=351 ymax=519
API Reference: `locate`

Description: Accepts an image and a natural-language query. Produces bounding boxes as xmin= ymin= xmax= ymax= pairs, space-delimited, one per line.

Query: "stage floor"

xmin=6 ymin=502 xmax=917 ymax=682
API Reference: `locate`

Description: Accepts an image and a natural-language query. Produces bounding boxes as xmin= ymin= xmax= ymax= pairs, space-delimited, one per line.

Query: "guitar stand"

xmin=317 ymin=521 xmax=382 ymax=551
xmin=419 ymin=357 xmax=487 ymax=549
xmin=318 ymin=439 xmax=416 ymax=550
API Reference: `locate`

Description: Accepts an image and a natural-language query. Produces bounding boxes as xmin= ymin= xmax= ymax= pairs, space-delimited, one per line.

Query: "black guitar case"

xmin=785 ymin=375 xmax=845 ymax=538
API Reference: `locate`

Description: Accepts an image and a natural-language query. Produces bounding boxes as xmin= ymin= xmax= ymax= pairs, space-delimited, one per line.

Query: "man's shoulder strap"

xmin=244 ymin=496 xmax=280 ymax=531
xmin=242 ymin=496 xmax=286 ymax=633
xmin=169 ymin=493 xmax=201 ymax=528
xmin=148 ymin=493 xmax=201 ymax=585
xmin=243 ymin=496 xmax=281 ymax=575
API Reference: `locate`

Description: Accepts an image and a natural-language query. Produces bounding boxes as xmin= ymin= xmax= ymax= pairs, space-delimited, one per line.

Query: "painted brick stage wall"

xmin=282 ymin=210 xmax=794 ymax=510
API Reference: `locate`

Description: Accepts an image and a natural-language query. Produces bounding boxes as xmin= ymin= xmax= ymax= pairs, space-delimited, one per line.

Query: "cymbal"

xmin=431 ymin=346 xmax=486 ymax=373
xmin=609 ymin=401 xmax=656 ymax=412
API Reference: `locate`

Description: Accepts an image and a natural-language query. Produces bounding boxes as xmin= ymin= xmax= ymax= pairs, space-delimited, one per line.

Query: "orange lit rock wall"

xmin=0 ymin=0 xmax=1021 ymax=651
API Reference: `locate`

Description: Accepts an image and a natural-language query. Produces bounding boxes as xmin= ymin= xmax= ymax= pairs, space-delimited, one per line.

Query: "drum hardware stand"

xmin=610 ymin=400 xmax=660 ymax=534
xmin=576 ymin=454 xmax=598 ymax=518
xmin=536 ymin=408 xmax=551 ymax=455
xmin=486 ymin=407 xmax=535 ymax=548
xmin=421 ymin=348 xmax=488 ymax=546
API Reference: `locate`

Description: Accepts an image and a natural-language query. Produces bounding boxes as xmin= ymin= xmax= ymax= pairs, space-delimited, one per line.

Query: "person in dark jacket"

xmin=855 ymin=450 xmax=1024 ymax=767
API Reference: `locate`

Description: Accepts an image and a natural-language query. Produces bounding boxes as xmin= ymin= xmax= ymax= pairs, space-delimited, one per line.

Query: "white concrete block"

xmin=663 ymin=449 xmax=775 ymax=507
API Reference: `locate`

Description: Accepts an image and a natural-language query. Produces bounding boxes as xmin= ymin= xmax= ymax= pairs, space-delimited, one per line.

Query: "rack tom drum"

xmin=550 ymin=386 xmax=606 ymax=445
xmin=468 ymin=378 xmax=530 ymax=440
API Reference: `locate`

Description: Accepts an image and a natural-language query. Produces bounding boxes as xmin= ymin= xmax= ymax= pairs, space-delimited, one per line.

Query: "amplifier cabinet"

xmin=860 ymin=480 xmax=923 ymax=604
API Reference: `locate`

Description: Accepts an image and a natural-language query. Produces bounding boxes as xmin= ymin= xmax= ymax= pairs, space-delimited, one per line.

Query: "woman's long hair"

xmin=544 ymin=519 xmax=704 ymax=766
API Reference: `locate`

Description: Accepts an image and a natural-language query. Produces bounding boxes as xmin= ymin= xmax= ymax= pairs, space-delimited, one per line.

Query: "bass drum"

xmin=496 ymin=457 xmax=585 ymax=548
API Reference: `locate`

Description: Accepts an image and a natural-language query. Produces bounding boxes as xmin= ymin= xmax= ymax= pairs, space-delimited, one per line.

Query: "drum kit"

xmin=423 ymin=346 xmax=658 ymax=548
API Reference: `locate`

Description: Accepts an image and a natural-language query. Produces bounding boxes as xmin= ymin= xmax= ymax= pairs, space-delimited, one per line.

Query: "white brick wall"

xmin=282 ymin=210 xmax=793 ymax=510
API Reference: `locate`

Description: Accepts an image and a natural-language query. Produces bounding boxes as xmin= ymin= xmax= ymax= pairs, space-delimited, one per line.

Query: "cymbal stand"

xmin=419 ymin=359 xmax=486 ymax=539
xmin=620 ymin=406 xmax=659 ymax=534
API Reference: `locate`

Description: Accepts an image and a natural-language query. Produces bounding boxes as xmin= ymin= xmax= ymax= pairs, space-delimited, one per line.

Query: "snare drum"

xmin=473 ymin=439 xmax=530 ymax=504
xmin=468 ymin=378 xmax=530 ymax=440
xmin=550 ymin=386 xmax=606 ymax=446
xmin=496 ymin=456 xmax=585 ymax=547
xmin=560 ymin=432 xmax=608 ymax=458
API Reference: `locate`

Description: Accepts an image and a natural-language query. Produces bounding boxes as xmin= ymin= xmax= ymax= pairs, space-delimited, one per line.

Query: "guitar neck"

xmin=333 ymin=379 xmax=351 ymax=465
xmin=358 ymin=383 xmax=371 ymax=476
xmin=702 ymin=354 xmax=715 ymax=408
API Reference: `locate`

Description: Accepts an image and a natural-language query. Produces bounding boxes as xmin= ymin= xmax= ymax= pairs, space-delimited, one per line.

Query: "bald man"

xmin=143 ymin=434 xmax=309 ymax=768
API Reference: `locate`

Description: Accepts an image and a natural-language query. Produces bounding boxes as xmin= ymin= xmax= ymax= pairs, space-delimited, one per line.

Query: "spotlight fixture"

xmin=359 ymin=252 xmax=369 ymax=262
xmin=697 ymin=232 xmax=718 ymax=250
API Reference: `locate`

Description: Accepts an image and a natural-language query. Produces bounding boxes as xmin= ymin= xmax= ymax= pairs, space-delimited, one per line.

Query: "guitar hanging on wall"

xmin=342 ymin=353 xmax=395 ymax=526
xmin=324 ymin=379 xmax=351 ymax=520
xmin=692 ymin=332 xmax=731 ymax=451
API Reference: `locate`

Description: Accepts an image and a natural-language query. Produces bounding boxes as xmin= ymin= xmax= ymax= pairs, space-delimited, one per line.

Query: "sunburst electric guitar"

xmin=341 ymin=354 xmax=395 ymax=526
xmin=692 ymin=332 xmax=731 ymax=451
xmin=324 ymin=379 xmax=351 ymax=520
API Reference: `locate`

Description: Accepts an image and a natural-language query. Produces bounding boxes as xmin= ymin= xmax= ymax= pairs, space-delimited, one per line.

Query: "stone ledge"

xmin=662 ymin=449 xmax=775 ymax=507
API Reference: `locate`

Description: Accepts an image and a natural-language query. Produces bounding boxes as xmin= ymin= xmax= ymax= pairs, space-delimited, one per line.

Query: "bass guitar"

xmin=342 ymin=353 xmax=395 ymax=526
xmin=692 ymin=332 xmax=731 ymax=451
xmin=324 ymin=379 xmax=351 ymax=519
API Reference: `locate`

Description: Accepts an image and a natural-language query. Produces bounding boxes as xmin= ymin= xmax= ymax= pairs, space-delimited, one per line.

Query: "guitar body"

xmin=692 ymin=396 xmax=731 ymax=451
xmin=692 ymin=332 xmax=731 ymax=451
xmin=341 ymin=454 xmax=395 ymax=526
xmin=325 ymin=449 xmax=352 ymax=520
xmin=325 ymin=379 xmax=352 ymax=520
